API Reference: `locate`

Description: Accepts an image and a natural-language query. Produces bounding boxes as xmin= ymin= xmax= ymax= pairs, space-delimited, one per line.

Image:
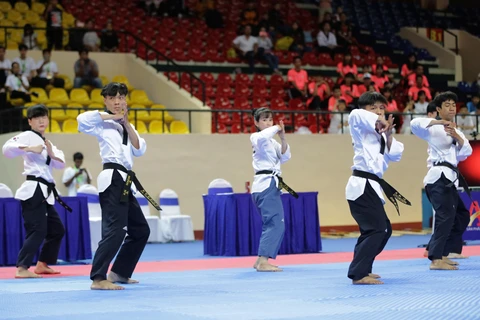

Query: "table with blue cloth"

xmin=203 ymin=192 xmax=322 ymax=256
xmin=0 ymin=197 xmax=92 ymax=266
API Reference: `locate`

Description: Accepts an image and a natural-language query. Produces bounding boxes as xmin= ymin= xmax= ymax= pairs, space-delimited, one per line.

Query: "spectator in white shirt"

xmin=328 ymin=99 xmax=350 ymax=134
xmin=317 ymin=21 xmax=339 ymax=58
xmin=30 ymin=49 xmax=65 ymax=89
xmin=0 ymin=46 xmax=11 ymax=88
xmin=456 ymin=105 xmax=475 ymax=139
xmin=257 ymin=28 xmax=280 ymax=74
xmin=6 ymin=62 xmax=32 ymax=102
xmin=62 ymin=152 xmax=92 ymax=196
xmin=232 ymin=25 xmax=259 ymax=73
xmin=13 ymin=44 xmax=36 ymax=81
xmin=22 ymin=24 xmax=39 ymax=50
xmin=83 ymin=19 xmax=100 ymax=52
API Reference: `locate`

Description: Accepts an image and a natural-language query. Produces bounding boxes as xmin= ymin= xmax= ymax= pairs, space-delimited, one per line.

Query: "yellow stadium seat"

xmin=6 ymin=39 xmax=17 ymax=49
xmin=150 ymin=104 xmax=174 ymax=123
xmin=56 ymin=74 xmax=72 ymax=90
xmin=29 ymin=88 xmax=49 ymax=104
xmin=133 ymin=120 xmax=148 ymax=134
xmin=0 ymin=1 xmax=11 ymax=13
xmin=130 ymin=90 xmax=153 ymax=107
xmin=65 ymin=103 xmax=84 ymax=119
xmin=25 ymin=11 xmax=40 ymax=25
xmin=22 ymin=102 xmax=37 ymax=117
xmin=35 ymin=20 xmax=46 ymax=28
xmin=0 ymin=20 xmax=14 ymax=28
xmin=32 ymin=2 xmax=45 ymax=15
xmin=69 ymin=88 xmax=90 ymax=105
xmin=100 ymin=75 xmax=109 ymax=87
xmin=7 ymin=10 xmax=22 ymax=23
xmin=112 ymin=75 xmax=133 ymax=91
xmin=169 ymin=120 xmax=190 ymax=134
xmin=16 ymin=20 xmax=28 ymax=28
xmin=14 ymin=2 xmax=29 ymax=13
xmin=129 ymin=104 xmax=151 ymax=122
xmin=87 ymin=103 xmax=104 ymax=110
xmin=62 ymin=12 xmax=74 ymax=28
xmin=45 ymin=120 xmax=61 ymax=133
xmin=62 ymin=119 xmax=78 ymax=133
xmin=62 ymin=29 xmax=68 ymax=46
xmin=10 ymin=29 xmax=22 ymax=43
xmin=149 ymin=120 xmax=169 ymax=134
xmin=0 ymin=11 xmax=3 ymax=20
xmin=49 ymin=88 xmax=69 ymax=105
xmin=46 ymin=103 xmax=68 ymax=121
xmin=90 ymin=89 xmax=104 ymax=104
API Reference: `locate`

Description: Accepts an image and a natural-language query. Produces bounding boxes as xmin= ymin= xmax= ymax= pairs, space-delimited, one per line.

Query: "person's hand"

xmin=21 ymin=144 xmax=44 ymax=154
xmin=445 ymin=126 xmax=461 ymax=141
xmin=385 ymin=114 xmax=396 ymax=136
xmin=277 ymin=120 xmax=285 ymax=139
xmin=376 ymin=116 xmax=390 ymax=134
xmin=45 ymin=139 xmax=54 ymax=155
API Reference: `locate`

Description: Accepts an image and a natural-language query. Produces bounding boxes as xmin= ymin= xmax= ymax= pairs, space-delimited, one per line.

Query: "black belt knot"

xmin=26 ymin=175 xmax=72 ymax=212
xmin=352 ymin=169 xmax=411 ymax=215
xmin=255 ymin=170 xmax=298 ymax=199
xmin=433 ymin=161 xmax=472 ymax=200
xmin=103 ymin=163 xmax=162 ymax=211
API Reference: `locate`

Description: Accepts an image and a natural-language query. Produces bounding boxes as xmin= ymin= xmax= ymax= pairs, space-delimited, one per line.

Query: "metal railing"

xmin=415 ymin=21 xmax=459 ymax=55
xmin=0 ymin=26 xmax=206 ymax=104
xmin=1 ymin=107 xmax=479 ymax=139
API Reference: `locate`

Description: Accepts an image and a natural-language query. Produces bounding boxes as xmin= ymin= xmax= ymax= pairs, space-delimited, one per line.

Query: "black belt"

xmin=352 ymin=170 xmax=411 ymax=215
xmin=103 ymin=163 xmax=162 ymax=211
xmin=255 ymin=170 xmax=298 ymax=199
xmin=26 ymin=175 xmax=72 ymax=212
xmin=433 ymin=161 xmax=472 ymax=200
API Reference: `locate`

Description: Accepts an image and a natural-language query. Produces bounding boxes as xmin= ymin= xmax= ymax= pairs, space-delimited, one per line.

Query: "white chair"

xmin=207 ymin=178 xmax=234 ymax=195
xmin=77 ymin=184 xmax=102 ymax=252
xmin=134 ymin=192 xmax=162 ymax=243
xmin=158 ymin=189 xmax=195 ymax=242
xmin=0 ymin=183 xmax=13 ymax=198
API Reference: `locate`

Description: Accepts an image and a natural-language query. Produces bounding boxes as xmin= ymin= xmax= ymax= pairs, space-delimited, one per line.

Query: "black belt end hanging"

xmin=255 ymin=170 xmax=299 ymax=199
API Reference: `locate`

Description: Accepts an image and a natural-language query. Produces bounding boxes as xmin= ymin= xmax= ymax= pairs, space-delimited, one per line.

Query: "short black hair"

xmin=42 ymin=48 xmax=51 ymax=54
xmin=433 ymin=91 xmax=457 ymax=108
xmin=418 ymin=90 xmax=426 ymax=97
xmin=27 ymin=104 xmax=48 ymax=119
xmin=416 ymin=75 xmax=423 ymax=81
xmin=427 ymin=102 xmax=437 ymax=114
xmin=18 ymin=44 xmax=28 ymax=51
xmin=252 ymin=107 xmax=272 ymax=122
xmin=78 ymin=48 xmax=89 ymax=55
xmin=293 ymin=56 xmax=302 ymax=63
xmin=11 ymin=61 xmax=19 ymax=68
xmin=101 ymin=82 xmax=128 ymax=97
xmin=73 ymin=152 xmax=84 ymax=160
xmin=357 ymin=92 xmax=387 ymax=109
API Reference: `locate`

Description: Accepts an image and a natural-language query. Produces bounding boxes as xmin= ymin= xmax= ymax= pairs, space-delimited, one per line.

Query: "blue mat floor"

xmin=1 ymin=257 xmax=479 ymax=320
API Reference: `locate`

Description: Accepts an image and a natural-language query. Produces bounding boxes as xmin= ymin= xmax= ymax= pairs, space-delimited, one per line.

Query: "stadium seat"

xmin=149 ymin=120 xmax=169 ymax=134
xmin=90 ymin=88 xmax=104 ymax=104
xmin=87 ymin=103 xmax=104 ymax=110
xmin=63 ymin=119 xmax=78 ymax=133
xmin=0 ymin=1 xmax=12 ymax=12
xmin=100 ymin=75 xmax=109 ymax=87
xmin=25 ymin=11 xmax=40 ymax=25
xmin=134 ymin=120 xmax=148 ymax=134
xmin=69 ymin=88 xmax=91 ymax=105
xmin=65 ymin=102 xmax=84 ymax=119
xmin=56 ymin=74 xmax=73 ymax=90
xmin=45 ymin=119 xmax=61 ymax=133
xmin=169 ymin=120 xmax=189 ymax=134
xmin=46 ymin=103 xmax=68 ymax=121
xmin=14 ymin=2 xmax=28 ymax=13
xmin=31 ymin=2 xmax=46 ymax=15
xmin=150 ymin=104 xmax=174 ymax=123
xmin=112 ymin=75 xmax=133 ymax=91
xmin=130 ymin=90 xmax=153 ymax=107
xmin=49 ymin=88 xmax=69 ymax=105
xmin=6 ymin=10 xmax=22 ymax=23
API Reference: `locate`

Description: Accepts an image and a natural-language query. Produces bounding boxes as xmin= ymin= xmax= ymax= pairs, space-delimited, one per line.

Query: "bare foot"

xmin=352 ymin=276 xmax=384 ymax=285
xmin=447 ymin=253 xmax=468 ymax=259
xmin=253 ymin=261 xmax=278 ymax=269
xmin=91 ymin=280 xmax=124 ymax=290
xmin=255 ymin=262 xmax=282 ymax=272
xmin=107 ymin=271 xmax=139 ymax=284
xmin=34 ymin=261 xmax=60 ymax=275
xmin=423 ymin=249 xmax=428 ymax=258
xmin=442 ymin=256 xmax=459 ymax=266
xmin=15 ymin=267 xmax=42 ymax=279
xmin=369 ymin=273 xmax=381 ymax=279
xmin=430 ymin=259 xmax=458 ymax=270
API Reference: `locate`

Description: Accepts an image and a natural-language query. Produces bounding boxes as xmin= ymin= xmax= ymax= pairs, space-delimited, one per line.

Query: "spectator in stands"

xmin=83 ymin=19 xmax=100 ymax=52
xmin=340 ymin=73 xmax=359 ymax=106
xmin=370 ymin=67 xmax=389 ymax=90
xmin=317 ymin=22 xmax=339 ymax=58
xmin=367 ymin=84 xmax=377 ymax=92
xmin=22 ymin=24 xmax=38 ymax=50
xmin=408 ymin=65 xmax=429 ymax=87
xmin=241 ymin=1 xmax=258 ymax=27
xmin=5 ymin=62 xmax=32 ymax=103
xmin=289 ymin=22 xmax=307 ymax=57
xmin=328 ymin=85 xmax=348 ymax=111
xmin=0 ymin=47 xmax=11 ymax=89
xmin=307 ymin=75 xmax=330 ymax=110
xmin=401 ymin=100 xmax=419 ymax=134
xmin=385 ymin=70 xmax=395 ymax=87
xmin=318 ymin=0 xmax=333 ymax=23
xmin=358 ymin=74 xmax=378 ymax=95
xmin=30 ymin=49 xmax=65 ymax=89
xmin=371 ymin=56 xmax=388 ymax=74
xmin=333 ymin=6 xmax=343 ymax=22
xmin=400 ymin=53 xmax=417 ymax=79
xmin=62 ymin=152 xmax=92 ymax=197
xmin=73 ymin=49 xmax=102 ymax=89
xmin=66 ymin=20 xmax=86 ymax=52
xmin=101 ymin=21 xmax=119 ymax=52
xmin=194 ymin=0 xmax=213 ymax=18
xmin=336 ymin=52 xmax=358 ymax=80
xmin=383 ymin=88 xmax=398 ymax=113
xmin=268 ymin=3 xmax=283 ymax=30
xmin=408 ymin=75 xmax=432 ymax=101
xmin=336 ymin=21 xmax=356 ymax=48
xmin=456 ymin=105 xmax=476 ymax=138
xmin=13 ymin=45 xmax=36 ymax=81
xmin=232 ymin=26 xmax=259 ymax=73
xmin=287 ymin=56 xmax=308 ymax=99
xmin=467 ymin=94 xmax=480 ymax=113
xmin=44 ymin=0 xmax=63 ymax=50
xmin=471 ymin=73 xmax=480 ymax=93
xmin=204 ymin=2 xmax=223 ymax=29
xmin=257 ymin=29 xmax=280 ymax=75
xmin=328 ymin=99 xmax=349 ymax=134
xmin=357 ymin=64 xmax=372 ymax=81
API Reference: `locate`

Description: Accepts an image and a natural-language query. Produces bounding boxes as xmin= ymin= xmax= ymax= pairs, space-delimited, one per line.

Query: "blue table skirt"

xmin=203 ymin=192 xmax=322 ymax=256
xmin=0 ymin=197 xmax=92 ymax=266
